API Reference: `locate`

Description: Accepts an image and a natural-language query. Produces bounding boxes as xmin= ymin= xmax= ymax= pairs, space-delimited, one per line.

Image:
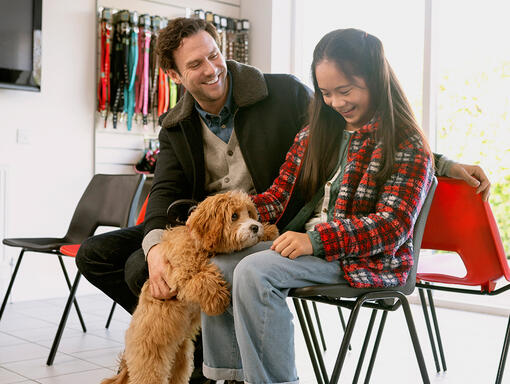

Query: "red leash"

xmin=98 ymin=8 xmax=112 ymax=126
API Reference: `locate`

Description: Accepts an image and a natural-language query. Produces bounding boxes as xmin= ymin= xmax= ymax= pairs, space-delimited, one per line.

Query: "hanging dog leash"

xmin=126 ymin=11 xmax=138 ymax=131
xmin=140 ymin=14 xmax=152 ymax=130
xmin=134 ymin=16 xmax=145 ymax=122
xmin=120 ymin=11 xmax=131 ymax=125
xmin=98 ymin=8 xmax=112 ymax=127
xmin=149 ymin=16 xmax=161 ymax=131
xmin=169 ymin=78 xmax=177 ymax=109
xmin=111 ymin=10 xmax=130 ymax=128
xmin=110 ymin=14 xmax=121 ymax=128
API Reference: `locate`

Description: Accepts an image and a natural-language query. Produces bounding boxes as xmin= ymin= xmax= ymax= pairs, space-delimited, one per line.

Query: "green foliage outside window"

xmin=437 ymin=61 xmax=510 ymax=255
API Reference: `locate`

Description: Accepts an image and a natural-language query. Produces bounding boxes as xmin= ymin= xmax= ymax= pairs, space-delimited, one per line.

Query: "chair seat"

xmin=290 ymin=280 xmax=414 ymax=299
xmin=60 ymin=244 xmax=81 ymax=257
xmin=2 ymin=237 xmax=69 ymax=252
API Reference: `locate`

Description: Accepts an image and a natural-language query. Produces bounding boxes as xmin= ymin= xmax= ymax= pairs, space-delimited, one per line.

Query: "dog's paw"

xmin=202 ymin=284 xmax=231 ymax=316
xmin=261 ymin=223 xmax=279 ymax=241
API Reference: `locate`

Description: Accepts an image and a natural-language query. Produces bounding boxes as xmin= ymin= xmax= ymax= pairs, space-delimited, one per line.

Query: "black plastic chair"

xmin=290 ymin=177 xmax=437 ymax=384
xmin=1 ymin=173 xmax=145 ymax=365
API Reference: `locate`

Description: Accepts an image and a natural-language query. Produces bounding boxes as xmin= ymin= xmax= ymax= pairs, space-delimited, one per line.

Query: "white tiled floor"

xmin=0 ymin=293 xmax=508 ymax=383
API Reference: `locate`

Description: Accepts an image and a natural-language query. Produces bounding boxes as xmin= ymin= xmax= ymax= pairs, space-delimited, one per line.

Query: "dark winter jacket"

xmin=143 ymin=61 xmax=312 ymax=236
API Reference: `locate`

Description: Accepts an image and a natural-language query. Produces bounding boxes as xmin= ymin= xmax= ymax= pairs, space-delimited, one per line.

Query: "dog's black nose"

xmin=250 ymin=224 xmax=259 ymax=234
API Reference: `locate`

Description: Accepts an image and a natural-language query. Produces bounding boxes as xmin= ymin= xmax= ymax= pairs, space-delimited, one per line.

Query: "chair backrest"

xmin=135 ymin=195 xmax=149 ymax=225
xmin=398 ymin=176 xmax=438 ymax=295
xmin=290 ymin=176 xmax=438 ymax=299
xmin=63 ymin=174 xmax=145 ymax=244
xmin=420 ymin=177 xmax=509 ymax=291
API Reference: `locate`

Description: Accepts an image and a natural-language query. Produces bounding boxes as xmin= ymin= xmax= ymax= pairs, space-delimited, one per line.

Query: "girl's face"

xmin=315 ymin=59 xmax=373 ymax=131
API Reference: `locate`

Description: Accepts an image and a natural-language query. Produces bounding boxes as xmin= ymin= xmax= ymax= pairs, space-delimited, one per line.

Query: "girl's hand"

xmin=447 ymin=163 xmax=491 ymax=201
xmin=271 ymin=231 xmax=313 ymax=259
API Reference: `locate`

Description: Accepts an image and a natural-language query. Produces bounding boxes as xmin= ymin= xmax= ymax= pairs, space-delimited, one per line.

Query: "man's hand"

xmin=271 ymin=231 xmax=313 ymax=260
xmin=448 ymin=163 xmax=491 ymax=201
xmin=147 ymin=244 xmax=177 ymax=299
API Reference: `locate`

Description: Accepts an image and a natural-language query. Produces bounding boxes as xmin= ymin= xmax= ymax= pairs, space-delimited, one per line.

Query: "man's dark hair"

xmin=156 ymin=17 xmax=219 ymax=73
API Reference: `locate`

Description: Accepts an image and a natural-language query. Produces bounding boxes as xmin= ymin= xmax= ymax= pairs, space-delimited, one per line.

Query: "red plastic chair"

xmin=60 ymin=194 xmax=149 ymax=327
xmin=416 ymin=177 xmax=510 ymax=383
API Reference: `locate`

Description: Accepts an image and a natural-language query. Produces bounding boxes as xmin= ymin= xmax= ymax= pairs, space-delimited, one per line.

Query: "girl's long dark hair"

xmin=298 ymin=28 xmax=432 ymax=200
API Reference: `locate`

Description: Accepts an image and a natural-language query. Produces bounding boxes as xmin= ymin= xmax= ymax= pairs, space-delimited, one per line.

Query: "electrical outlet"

xmin=17 ymin=129 xmax=31 ymax=145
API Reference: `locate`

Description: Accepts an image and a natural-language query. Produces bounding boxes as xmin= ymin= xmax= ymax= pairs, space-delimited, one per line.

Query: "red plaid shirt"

xmin=252 ymin=121 xmax=434 ymax=288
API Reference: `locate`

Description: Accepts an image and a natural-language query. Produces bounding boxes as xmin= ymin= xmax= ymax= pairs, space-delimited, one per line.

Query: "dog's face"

xmin=186 ymin=191 xmax=265 ymax=254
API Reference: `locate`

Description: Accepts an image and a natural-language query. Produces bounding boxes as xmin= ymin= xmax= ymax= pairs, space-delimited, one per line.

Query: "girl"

xmin=202 ymin=28 xmax=434 ymax=384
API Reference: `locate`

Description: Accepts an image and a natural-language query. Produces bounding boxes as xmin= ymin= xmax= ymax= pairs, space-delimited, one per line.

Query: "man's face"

xmin=167 ymin=30 xmax=228 ymax=113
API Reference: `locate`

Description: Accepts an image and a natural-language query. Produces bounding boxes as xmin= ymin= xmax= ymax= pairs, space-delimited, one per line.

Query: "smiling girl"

xmin=201 ymin=28 xmax=435 ymax=384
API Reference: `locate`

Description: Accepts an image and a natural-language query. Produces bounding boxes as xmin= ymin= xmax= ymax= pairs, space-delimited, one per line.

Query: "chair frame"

xmin=58 ymin=194 xmax=150 ymax=330
xmin=415 ymin=176 xmax=510 ymax=383
xmin=290 ymin=177 xmax=437 ymax=384
xmin=0 ymin=174 xmax=145 ymax=365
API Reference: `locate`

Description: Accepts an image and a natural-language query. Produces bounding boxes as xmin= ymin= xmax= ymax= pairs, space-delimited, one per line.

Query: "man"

xmin=76 ymin=17 xmax=490 ymax=384
xmin=77 ymin=17 xmax=311 ymax=384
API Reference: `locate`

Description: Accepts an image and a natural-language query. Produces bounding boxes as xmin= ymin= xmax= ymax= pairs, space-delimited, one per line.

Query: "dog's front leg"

xmin=177 ymin=262 xmax=231 ymax=316
xmin=261 ymin=223 xmax=279 ymax=241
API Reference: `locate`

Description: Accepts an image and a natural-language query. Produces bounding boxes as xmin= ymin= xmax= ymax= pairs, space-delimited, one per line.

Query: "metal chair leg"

xmin=47 ymin=272 xmax=81 ymax=366
xmin=338 ymin=307 xmax=352 ymax=350
xmin=426 ymin=286 xmax=447 ymax=371
xmin=418 ymin=287 xmax=440 ymax=372
xmin=330 ymin=298 xmax=365 ymax=384
xmin=353 ymin=310 xmax=378 ymax=384
xmin=105 ymin=301 xmax=116 ymax=328
xmin=302 ymin=300 xmax=330 ymax=383
xmin=0 ymin=250 xmax=24 ymax=320
xmin=57 ymin=255 xmax=87 ymax=333
xmin=312 ymin=301 xmax=327 ymax=351
xmin=496 ymin=315 xmax=510 ymax=384
xmin=364 ymin=310 xmax=388 ymax=384
xmin=293 ymin=298 xmax=326 ymax=384
xmin=399 ymin=293 xmax=430 ymax=384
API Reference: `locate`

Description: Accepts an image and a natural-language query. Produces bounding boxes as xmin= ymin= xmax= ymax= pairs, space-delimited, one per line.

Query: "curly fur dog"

xmin=101 ymin=190 xmax=279 ymax=384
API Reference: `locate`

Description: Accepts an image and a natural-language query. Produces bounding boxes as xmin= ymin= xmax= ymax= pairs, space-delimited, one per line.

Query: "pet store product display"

xmin=101 ymin=191 xmax=278 ymax=384
xmin=193 ymin=9 xmax=250 ymax=64
xmin=97 ymin=8 xmax=249 ymax=132
xmin=135 ymin=138 xmax=159 ymax=174
xmin=97 ymin=8 xmax=183 ymax=132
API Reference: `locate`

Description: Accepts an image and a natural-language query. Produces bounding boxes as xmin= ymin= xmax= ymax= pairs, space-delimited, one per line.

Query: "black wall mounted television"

xmin=0 ymin=0 xmax=42 ymax=92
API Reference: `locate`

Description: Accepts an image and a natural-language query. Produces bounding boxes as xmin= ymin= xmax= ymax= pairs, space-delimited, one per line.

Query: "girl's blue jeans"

xmin=202 ymin=241 xmax=348 ymax=384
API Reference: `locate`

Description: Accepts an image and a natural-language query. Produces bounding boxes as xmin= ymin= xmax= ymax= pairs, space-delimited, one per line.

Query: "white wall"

xmin=241 ymin=0 xmax=293 ymax=75
xmin=0 ymin=0 xmax=97 ymax=302
xmin=0 ymin=0 xmax=247 ymax=303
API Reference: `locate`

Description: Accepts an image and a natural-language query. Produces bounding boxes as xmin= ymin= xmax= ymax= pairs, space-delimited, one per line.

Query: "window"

xmin=435 ymin=0 xmax=510 ymax=251
xmin=293 ymin=0 xmax=424 ymax=123
xmin=292 ymin=0 xmax=509 ymax=253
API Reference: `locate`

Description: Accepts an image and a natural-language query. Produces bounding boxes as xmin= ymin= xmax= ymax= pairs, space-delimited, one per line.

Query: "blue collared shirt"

xmin=195 ymin=72 xmax=235 ymax=144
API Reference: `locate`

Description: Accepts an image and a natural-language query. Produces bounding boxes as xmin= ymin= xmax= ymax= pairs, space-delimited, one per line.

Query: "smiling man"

xmin=76 ymin=17 xmax=312 ymax=384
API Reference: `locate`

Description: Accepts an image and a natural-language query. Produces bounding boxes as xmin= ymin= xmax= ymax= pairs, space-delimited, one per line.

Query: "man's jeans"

xmin=202 ymin=242 xmax=348 ymax=384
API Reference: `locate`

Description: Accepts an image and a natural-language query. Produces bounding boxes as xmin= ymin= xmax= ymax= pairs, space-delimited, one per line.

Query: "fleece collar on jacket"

xmin=161 ymin=60 xmax=268 ymax=129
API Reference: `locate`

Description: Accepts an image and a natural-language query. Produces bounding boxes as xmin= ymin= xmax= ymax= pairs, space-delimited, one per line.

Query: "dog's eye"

xmin=232 ymin=213 xmax=239 ymax=221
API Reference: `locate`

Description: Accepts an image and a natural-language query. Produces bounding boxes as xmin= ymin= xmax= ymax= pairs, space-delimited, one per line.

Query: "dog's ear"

xmin=186 ymin=196 xmax=225 ymax=251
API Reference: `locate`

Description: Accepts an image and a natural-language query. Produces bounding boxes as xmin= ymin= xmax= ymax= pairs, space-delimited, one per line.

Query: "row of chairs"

xmin=1 ymin=175 xmax=509 ymax=383
xmin=0 ymin=174 xmax=148 ymax=365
